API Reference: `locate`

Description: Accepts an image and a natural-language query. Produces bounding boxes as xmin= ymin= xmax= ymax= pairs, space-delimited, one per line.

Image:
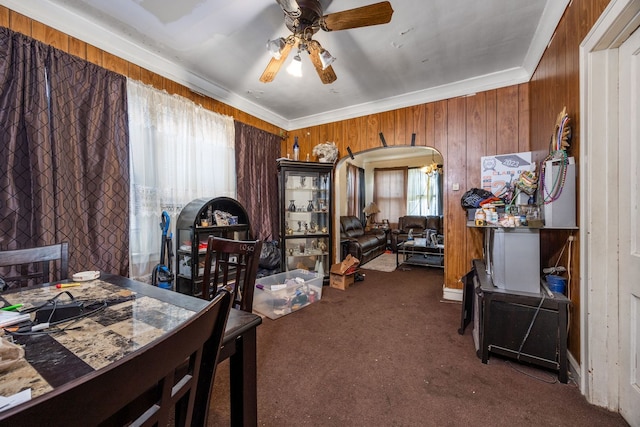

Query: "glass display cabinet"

xmin=277 ymin=159 xmax=334 ymax=282
xmin=174 ymin=197 xmax=251 ymax=296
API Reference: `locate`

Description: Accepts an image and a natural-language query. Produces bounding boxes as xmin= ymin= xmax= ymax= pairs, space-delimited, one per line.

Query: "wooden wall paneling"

xmin=445 ymin=97 xmax=467 ymax=287
xmin=103 ymin=51 xmax=128 ymax=76
xmin=0 ymin=6 xmax=9 ymax=26
xmin=32 ymin=21 xmax=66 ymax=50
xmin=127 ymin=63 xmax=142 ymax=81
xmin=305 ymin=127 xmax=318 ymax=160
xmin=495 ymin=86 xmax=519 ymax=154
xmin=433 ymin=100 xmax=449 ymax=280
xmin=376 ymin=111 xmax=393 ymax=147
xmin=337 ymin=119 xmax=348 ymax=156
xmin=518 ymin=84 xmax=530 ymax=153
xmin=366 ymin=114 xmax=381 ymax=148
xmin=424 ymin=103 xmax=435 ymax=149
xmin=10 ymin=11 xmax=32 ymax=36
xmin=332 ymin=120 xmax=343 ymax=147
xmin=486 ymin=90 xmax=497 ymax=155
xmin=563 ymin=4 xmax=583 ymax=359
xmin=528 ymin=0 xmax=611 ymax=366
xmin=68 ymin=37 xmax=87 ymax=60
xmin=346 ymin=116 xmax=365 ymax=156
xmin=557 ymin=14 xmax=570 ymax=115
xmin=302 ymin=128 xmax=314 ymax=158
xmin=284 ymin=130 xmax=301 ymax=157
xmin=319 ymin=122 xmax=333 ymax=146
xmin=394 ymin=108 xmax=406 ymax=146
xmin=544 ymin=45 xmax=557 ymax=150
xmin=567 ymin=4 xmax=581 ymax=155
xmin=356 ymin=116 xmax=368 ymax=153
xmin=86 ymin=45 xmax=103 ymax=67
xmin=333 ymin=119 xmax=345 ymax=154
xmin=466 ymin=93 xmax=487 ymax=261
xmin=432 ymin=100 xmax=447 ymax=156
xmin=407 ymin=104 xmax=426 ymax=147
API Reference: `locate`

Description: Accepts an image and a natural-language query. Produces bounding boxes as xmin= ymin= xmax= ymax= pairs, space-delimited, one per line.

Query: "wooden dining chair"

xmin=0 ymin=289 xmax=232 ymax=427
xmin=0 ymin=242 xmax=69 ymax=289
xmin=201 ymin=236 xmax=263 ymax=312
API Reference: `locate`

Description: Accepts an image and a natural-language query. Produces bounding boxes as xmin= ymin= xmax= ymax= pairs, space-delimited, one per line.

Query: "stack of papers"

xmin=0 ymin=311 xmax=30 ymax=328
xmin=0 ymin=389 xmax=31 ymax=412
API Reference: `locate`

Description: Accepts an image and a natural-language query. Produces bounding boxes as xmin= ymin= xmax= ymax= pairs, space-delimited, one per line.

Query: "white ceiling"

xmin=2 ymin=0 xmax=569 ymax=130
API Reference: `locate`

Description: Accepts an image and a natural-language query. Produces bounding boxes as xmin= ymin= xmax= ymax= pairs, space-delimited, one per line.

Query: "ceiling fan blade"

xmin=308 ymin=43 xmax=337 ymax=85
xmin=321 ymin=1 xmax=394 ymax=31
xmin=259 ymin=41 xmax=294 ymax=83
xmin=275 ymin=0 xmax=301 ymax=17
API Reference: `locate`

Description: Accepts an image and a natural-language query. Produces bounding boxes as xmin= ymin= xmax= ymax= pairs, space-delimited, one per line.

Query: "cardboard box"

xmin=330 ymin=254 xmax=360 ymax=275
xmin=253 ymin=269 xmax=323 ymax=320
xmin=329 ymin=255 xmax=360 ymax=290
xmin=330 ymin=272 xmax=355 ymax=290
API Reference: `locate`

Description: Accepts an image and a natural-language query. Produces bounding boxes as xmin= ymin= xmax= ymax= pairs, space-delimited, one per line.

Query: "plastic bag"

xmin=259 ymin=240 xmax=281 ymax=270
xmin=460 ymin=188 xmax=496 ymax=209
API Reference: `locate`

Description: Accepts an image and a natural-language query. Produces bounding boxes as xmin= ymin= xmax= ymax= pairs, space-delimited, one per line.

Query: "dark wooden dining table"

xmin=0 ymin=273 xmax=261 ymax=426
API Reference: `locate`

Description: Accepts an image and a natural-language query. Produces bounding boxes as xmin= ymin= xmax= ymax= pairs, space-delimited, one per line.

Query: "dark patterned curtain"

xmin=0 ymin=27 xmax=129 ymax=276
xmin=346 ymin=163 xmax=365 ymax=220
xmin=234 ymin=122 xmax=280 ymax=241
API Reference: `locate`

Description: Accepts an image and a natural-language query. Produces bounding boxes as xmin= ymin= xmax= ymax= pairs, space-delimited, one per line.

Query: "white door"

xmin=618 ymin=24 xmax=640 ymax=425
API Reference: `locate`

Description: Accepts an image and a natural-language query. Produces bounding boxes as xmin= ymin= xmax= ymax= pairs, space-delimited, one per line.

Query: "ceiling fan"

xmin=260 ymin=0 xmax=394 ymax=84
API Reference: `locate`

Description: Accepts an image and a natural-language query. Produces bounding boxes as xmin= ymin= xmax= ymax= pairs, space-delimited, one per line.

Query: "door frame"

xmin=580 ymin=0 xmax=640 ymax=411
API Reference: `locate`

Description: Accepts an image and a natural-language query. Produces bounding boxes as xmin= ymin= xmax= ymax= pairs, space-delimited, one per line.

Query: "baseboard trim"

xmin=442 ymin=285 xmax=463 ymax=302
xmin=568 ymin=351 xmax=581 ymax=388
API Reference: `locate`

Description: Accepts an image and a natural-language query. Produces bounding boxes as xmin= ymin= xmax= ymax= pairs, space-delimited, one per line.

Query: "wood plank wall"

xmin=284 ymin=85 xmax=531 ymax=292
xmin=286 ymin=0 xmax=611 ymax=362
xmin=529 ymin=0 xmax=610 ymax=363
xmin=2 ymin=1 xmax=612 ymax=362
xmin=0 ymin=7 xmax=284 ymax=138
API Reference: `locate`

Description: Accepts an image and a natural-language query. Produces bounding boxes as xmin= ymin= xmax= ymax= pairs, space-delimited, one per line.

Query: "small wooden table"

xmin=0 ymin=273 xmax=261 ymax=426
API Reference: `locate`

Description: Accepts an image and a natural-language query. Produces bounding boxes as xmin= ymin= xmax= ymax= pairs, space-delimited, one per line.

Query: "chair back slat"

xmin=0 ymin=289 xmax=232 ymax=427
xmin=0 ymin=243 xmax=69 ymax=289
xmin=201 ymin=236 xmax=262 ymax=312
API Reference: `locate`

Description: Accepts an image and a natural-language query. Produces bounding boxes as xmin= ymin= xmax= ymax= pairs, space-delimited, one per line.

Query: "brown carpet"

xmin=208 ymin=267 xmax=627 ymax=426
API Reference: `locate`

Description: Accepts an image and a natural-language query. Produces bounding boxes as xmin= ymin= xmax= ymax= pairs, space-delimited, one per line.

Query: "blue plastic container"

xmin=546 ymin=275 xmax=567 ymax=294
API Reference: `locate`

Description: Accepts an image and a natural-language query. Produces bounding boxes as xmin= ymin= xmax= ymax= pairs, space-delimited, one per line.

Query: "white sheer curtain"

xmin=406 ymin=168 xmax=427 ymax=215
xmin=127 ymin=79 xmax=236 ymax=281
xmin=407 ymin=168 xmax=442 ymax=216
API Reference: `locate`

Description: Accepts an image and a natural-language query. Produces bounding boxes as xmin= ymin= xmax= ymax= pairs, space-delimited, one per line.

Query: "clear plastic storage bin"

xmin=253 ymin=269 xmax=323 ymax=319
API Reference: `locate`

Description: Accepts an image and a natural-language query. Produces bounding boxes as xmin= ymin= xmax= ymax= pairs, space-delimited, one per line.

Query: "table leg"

xmin=229 ymin=328 xmax=258 ymax=427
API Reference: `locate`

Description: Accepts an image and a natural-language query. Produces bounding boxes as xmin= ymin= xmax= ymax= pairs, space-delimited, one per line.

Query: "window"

xmin=407 ymin=168 xmax=443 ymax=216
xmin=374 ymin=168 xmax=407 ymax=228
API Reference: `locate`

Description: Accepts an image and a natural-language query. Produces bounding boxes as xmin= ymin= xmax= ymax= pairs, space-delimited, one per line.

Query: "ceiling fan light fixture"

xmin=266 ymin=37 xmax=286 ymax=60
xmin=287 ymin=52 xmax=303 ymax=77
xmin=319 ymin=48 xmax=336 ymax=70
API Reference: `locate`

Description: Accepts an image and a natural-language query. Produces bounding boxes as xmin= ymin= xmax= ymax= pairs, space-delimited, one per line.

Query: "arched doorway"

xmin=332 ymin=145 xmax=444 ymax=263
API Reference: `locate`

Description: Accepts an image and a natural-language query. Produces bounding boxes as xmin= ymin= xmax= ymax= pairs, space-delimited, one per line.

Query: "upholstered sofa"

xmin=339 ymin=216 xmax=387 ymax=265
xmin=390 ymin=215 xmax=443 ymax=252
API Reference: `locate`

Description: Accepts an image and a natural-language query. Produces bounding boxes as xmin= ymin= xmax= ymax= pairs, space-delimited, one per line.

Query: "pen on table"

xmin=1 ymin=304 xmax=23 ymax=311
xmin=56 ymin=283 xmax=82 ymax=289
